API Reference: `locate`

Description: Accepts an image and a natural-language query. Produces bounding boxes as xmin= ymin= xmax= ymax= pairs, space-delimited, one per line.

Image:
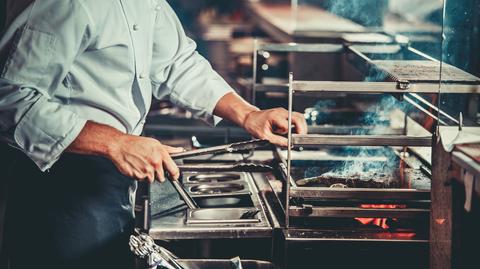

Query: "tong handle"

xmin=171 ymin=180 xmax=198 ymax=210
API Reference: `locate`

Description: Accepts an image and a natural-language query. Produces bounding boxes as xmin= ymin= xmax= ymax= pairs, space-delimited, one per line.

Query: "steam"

xmin=304 ymin=95 xmax=410 ymax=178
xmin=322 ymin=0 xmax=388 ymax=27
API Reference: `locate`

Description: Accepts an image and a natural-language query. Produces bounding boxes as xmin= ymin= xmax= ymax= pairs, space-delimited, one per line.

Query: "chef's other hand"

xmin=109 ymin=135 xmax=184 ymax=183
xmin=243 ymin=108 xmax=307 ymax=147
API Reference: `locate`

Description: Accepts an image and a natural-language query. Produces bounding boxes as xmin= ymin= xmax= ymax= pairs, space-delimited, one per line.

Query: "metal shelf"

xmin=257 ymin=43 xmax=344 ymax=53
xmin=289 ymin=206 xmax=429 ymax=219
xmin=289 ymin=187 xmax=430 ymax=200
xmin=292 ymin=134 xmax=432 ymax=147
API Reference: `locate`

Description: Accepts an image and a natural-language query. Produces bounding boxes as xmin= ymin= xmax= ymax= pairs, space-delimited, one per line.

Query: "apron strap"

xmin=0 ymin=142 xmax=19 ymax=267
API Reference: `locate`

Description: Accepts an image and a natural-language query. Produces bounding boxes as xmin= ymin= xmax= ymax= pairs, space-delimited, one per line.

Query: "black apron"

xmin=5 ymin=150 xmax=136 ymax=269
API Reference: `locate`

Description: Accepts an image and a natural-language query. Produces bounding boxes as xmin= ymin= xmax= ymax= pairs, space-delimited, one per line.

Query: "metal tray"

xmin=187 ymin=182 xmax=251 ymax=198
xmin=186 ymin=173 xmax=242 ymax=183
xmin=193 ymin=194 xmax=254 ymax=208
xmin=186 ymin=208 xmax=261 ymax=224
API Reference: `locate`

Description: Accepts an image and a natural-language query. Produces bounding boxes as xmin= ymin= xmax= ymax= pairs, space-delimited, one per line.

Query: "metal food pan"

xmin=186 ymin=208 xmax=261 ymax=224
xmin=187 ymin=182 xmax=251 ymax=198
xmin=186 ymin=173 xmax=242 ymax=184
xmin=193 ymin=194 xmax=254 ymax=208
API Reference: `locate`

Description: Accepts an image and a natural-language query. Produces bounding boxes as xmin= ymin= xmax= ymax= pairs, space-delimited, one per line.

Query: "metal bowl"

xmin=189 ymin=183 xmax=245 ymax=195
xmin=188 ymin=173 xmax=241 ymax=183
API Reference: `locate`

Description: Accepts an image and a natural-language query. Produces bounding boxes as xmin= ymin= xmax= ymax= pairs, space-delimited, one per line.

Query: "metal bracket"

xmin=397 ymin=80 xmax=411 ymax=91
xmin=289 ymin=204 xmax=313 ymax=216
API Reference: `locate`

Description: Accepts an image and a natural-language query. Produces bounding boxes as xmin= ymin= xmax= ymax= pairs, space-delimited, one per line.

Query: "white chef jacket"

xmin=0 ymin=0 xmax=234 ymax=171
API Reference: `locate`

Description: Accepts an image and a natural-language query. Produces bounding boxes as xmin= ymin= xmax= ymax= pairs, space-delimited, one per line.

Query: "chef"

xmin=0 ymin=0 xmax=307 ymax=268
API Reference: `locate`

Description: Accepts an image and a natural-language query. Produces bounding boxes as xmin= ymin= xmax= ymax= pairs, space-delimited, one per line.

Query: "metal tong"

xmin=171 ymin=139 xmax=273 ymax=172
xmin=130 ymin=229 xmax=184 ymax=269
xmin=170 ymin=139 xmax=271 ymax=160
xmin=175 ymin=162 xmax=273 ymax=172
xmin=171 ymin=180 xmax=198 ymax=210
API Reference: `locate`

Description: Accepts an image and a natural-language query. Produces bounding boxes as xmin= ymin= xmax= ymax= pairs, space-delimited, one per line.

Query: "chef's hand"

xmin=242 ymin=108 xmax=307 ymax=146
xmin=67 ymin=121 xmax=183 ymax=183
xmin=109 ymin=135 xmax=184 ymax=183
xmin=214 ymin=93 xmax=308 ymax=147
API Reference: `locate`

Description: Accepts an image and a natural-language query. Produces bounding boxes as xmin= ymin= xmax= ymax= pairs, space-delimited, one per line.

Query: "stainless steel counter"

xmin=149 ymin=153 xmax=277 ymax=240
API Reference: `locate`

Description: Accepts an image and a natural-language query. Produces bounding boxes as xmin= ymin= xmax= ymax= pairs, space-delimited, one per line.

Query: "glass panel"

xmin=286 ymin=0 xmax=444 ymax=141
xmin=439 ymin=0 xmax=480 ymax=127
xmin=281 ymin=1 xmax=445 ymax=217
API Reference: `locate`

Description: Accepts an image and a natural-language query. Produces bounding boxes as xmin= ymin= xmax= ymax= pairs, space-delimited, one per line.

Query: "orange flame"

xmin=355 ymin=204 xmax=407 ymax=229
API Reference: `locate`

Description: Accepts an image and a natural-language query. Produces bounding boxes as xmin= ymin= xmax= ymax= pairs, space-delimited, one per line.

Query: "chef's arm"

xmin=66 ymin=121 xmax=183 ymax=182
xmin=0 ymin=0 xmax=94 ymax=171
xmin=213 ymin=92 xmax=308 ymax=147
xmin=150 ymin=1 xmax=307 ymax=144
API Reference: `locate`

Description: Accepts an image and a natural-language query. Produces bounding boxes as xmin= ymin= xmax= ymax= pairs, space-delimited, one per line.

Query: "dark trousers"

xmin=4 ymin=150 xmax=136 ymax=269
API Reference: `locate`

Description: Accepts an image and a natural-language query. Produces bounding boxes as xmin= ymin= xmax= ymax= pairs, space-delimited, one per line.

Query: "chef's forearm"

xmin=213 ymin=92 xmax=259 ymax=128
xmin=66 ymin=121 xmax=125 ymax=158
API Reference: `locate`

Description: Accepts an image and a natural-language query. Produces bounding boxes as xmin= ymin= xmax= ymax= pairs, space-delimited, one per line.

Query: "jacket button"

xmin=133 ymin=24 xmax=140 ymax=31
xmin=139 ymin=73 xmax=147 ymax=79
xmin=155 ymin=5 xmax=161 ymax=11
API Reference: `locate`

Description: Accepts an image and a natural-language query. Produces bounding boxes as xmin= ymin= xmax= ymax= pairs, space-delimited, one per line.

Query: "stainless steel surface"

xmin=149 ymin=169 xmax=272 ymax=240
xmin=292 ymin=134 xmax=432 ymax=147
xmin=291 ymin=80 xmax=480 ymax=94
xmin=171 ymin=180 xmax=198 ymax=210
xmin=187 ymin=181 xmax=251 ymax=198
xmin=130 ymin=231 xmax=184 ymax=269
xmin=348 ymin=44 xmax=403 ymax=55
xmin=176 ymin=259 xmax=277 ymax=269
xmin=371 ymin=60 xmax=480 ymax=83
xmin=289 ymin=206 xmax=429 ymax=218
xmin=287 ymin=72 xmax=294 ymax=228
xmin=178 ymin=163 xmax=273 ymax=172
xmin=193 ymin=195 xmax=247 ymax=208
xmin=289 ymin=187 xmax=430 ymax=200
xmin=187 ymin=173 xmax=241 ymax=183
xmin=404 ymin=95 xmax=447 ymax=125
xmin=189 ymin=183 xmax=245 ymax=195
xmin=308 ymin=125 xmax=405 ymax=135
xmin=284 ymin=229 xmax=428 ymax=243
xmin=186 ymin=208 xmax=261 ymax=224
xmin=258 ymin=43 xmax=343 ymax=53
xmin=171 ymin=139 xmax=270 ymax=160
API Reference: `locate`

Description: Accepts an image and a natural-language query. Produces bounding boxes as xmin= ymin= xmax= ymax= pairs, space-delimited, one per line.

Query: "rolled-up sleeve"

xmin=0 ymin=0 xmax=93 ymax=171
xmin=151 ymin=0 xmax=234 ymax=125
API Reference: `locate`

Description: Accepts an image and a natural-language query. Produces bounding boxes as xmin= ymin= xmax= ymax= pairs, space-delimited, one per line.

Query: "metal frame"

xmin=252 ymin=41 xmax=480 ymax=110
xmin=285 ymin=72 xmax=435 ymax=227
xmin=289 ymin=206 xmax=429 ymax=219
xmin=292 ymin=134 xmax=432 ymax=147
xmin=257 ymin=43 xmax=344 ymax=53
xmin=292 ymin=81 xmax=480 ymax=94
xmin=289 ymin=187 xmax=430 ymax=200
xmin=252 ymin=41 xmax=345 ymax=106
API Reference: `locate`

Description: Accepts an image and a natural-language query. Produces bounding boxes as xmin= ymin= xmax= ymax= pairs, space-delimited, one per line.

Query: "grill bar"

xmin=289 ymin=187 xmax=430 ymax=200
xmin=292 ymin=134 xmax=432 ymax=147
xmin=292 ymin=81 xmax=480 ymax=94
xmin=289 ymin=206 xmax=429 ymax=218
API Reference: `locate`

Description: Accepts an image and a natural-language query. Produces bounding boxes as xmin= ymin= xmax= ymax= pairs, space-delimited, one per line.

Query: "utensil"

xmin=171 ymin=179 xmax=198 ymax=210
xmin=129 ymin=229 xmax=184 ymax=269
xmin=170 ymin=139 xmax=270 ymax=160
